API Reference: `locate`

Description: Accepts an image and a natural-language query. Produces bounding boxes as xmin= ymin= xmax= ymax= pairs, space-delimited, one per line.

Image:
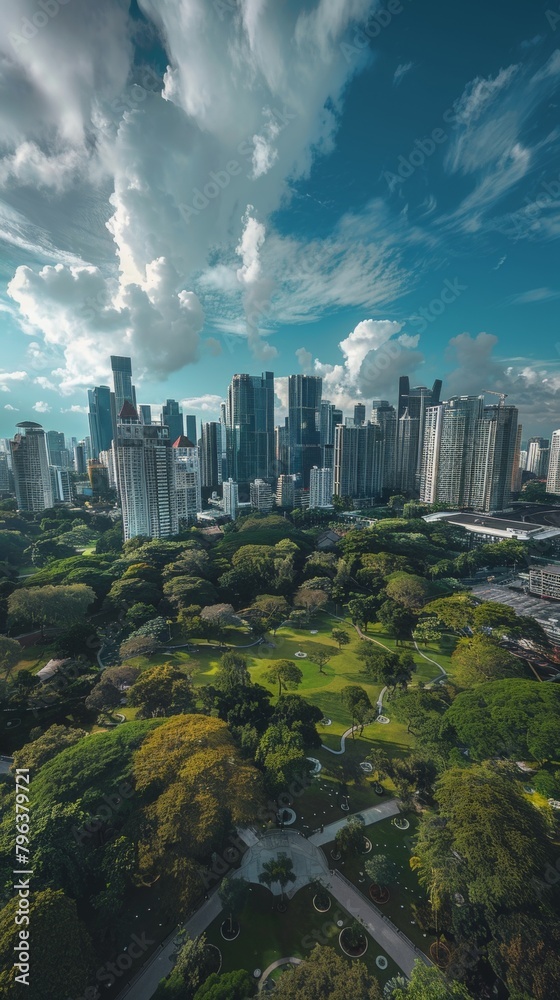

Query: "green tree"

xmin=365 ymin=853 xmax=397 ymax=888
xmin=331 ymin=627 xmax=350 ymax=649
xmin=294 ymin=586 xmax=328 ymax=620
xmin=310 ymin=648 xmax=331 ymax=675
xmin=385 ymin=572 xmax=431 ymax=611
xmin=119 ymin=635 xmax=161 ymax=661
xmin=12 ymin=724 xmax=86 ymax=771
xmin=341 ymin=685 xmax=374 ymax=736
xmin=8 ymin=583 xmax=96 ymax=634
xmin=259 ymin=852 xmax=296 ymax=905
xmin=0 ymin=889 xmax=94 ymax=999
xmin=423 ymin=595 xmax=475 ymax=632
xmin=377 ymin=599 xmax=416 ymax=643
xmin=264 ymin=659 xmax=303 ymax=698
xmin=335 ymin=815 xmax=365 ymax=857
xmin=128 ymin=662 xmax=195 ymax=718
xmin=347 ymin=595 xmax=379 ymax=631
xmin=194 ymin=970 xmax=256 ymax=1000
xmin=85 ymin=678 xmax=122 ymax=715
xmin=451 ymin=634 xmax=523 ymax=686
xmin=218 ymin=876 xmax=251 ymax=934
xmin=0 ymin=634 xmax=21 ymax=677
xmin=272 ymin=945 xmax=381 ymax=999
xmin=391 ymin=960 xmax=474 ymax=999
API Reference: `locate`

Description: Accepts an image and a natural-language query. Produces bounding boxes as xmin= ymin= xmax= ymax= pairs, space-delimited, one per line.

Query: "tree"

xmin=391 ymin=960 xmax=474 ymax=999
xmin=0 ymin=889 xmax=94 ymax=999
xmin=527 ymin=716 xmax=560 ymax=766
xmin=128 ymin=662 xmax=195 ymax=718
xmin=294 ymin=587 xmax=328 ymax=620
xmin=271 ymin=695 xmax=322 ymax=747
xmin=423 ymin=595 xmax=475 ymax=632
xmin=173 ymin=934 xmax=215 ymax=1000
xmin=331 ymin=627 xmax=350 ymax=649
xmin=259 ymin=852 xmax=296 ymax=904
xmin=310 ymin=648 xmax=331 ymax=675
xmin=125 ymin=602 xmax=159 ymax=630
xmin=264 ymin=659 xmax=303 ymax=698
xmin=256 ymin=722 xmax=310 ymax=794
xmin=365 ymin=854 xmax=398 ymax=888
xmin=412 ymin=617 xmax=443 ymax=644
xmin=53 ymin=621 xmax=99 ymax=659
xmin=347 ymin=596 xmax=379 ymax=631
xmin=249 ymin=594 xmax=290 ymax=634
xmin=365 ymin=749 xmax=390 ymax=784
xmin=200 ymin=603 xmax=241 ymax=637
xmin=377 ymin=599 xmax=416 ymax=643
xmin=8 ymin=584 xmax=96 ymax=634
xmin=85 ymin=679 xmax=122 ymax=714
xmin=341 ymin=685 xmax=373 ymax=736
xmin=451 ymin=634 xmax=523 ymax=686
xmin=0 ymin=634 xmax=21 ymax=677
xmin=486 ymin=912 xmax=560 ymax=1000
xmin=272 ymin=945 xmax=381 ymax=999
xmin=385 ymin=572 xmax=431 ymax=611
xmin=194 ymin=970 xmax=256 ymax=1000
xmin=218 ymin=876 xmax=251 ymax=934
xmin=163 ymin=575 xmax=217 ymax=610
xmin=335 ymin=815 xmax=365 ymax=857
xmin=119 ymin=635 xmax=161 ymax=661
xmin=12 ymin=724 xmax=86 ymax=771
xmin=358 ymin=645 xmax=416 ymax=691
xmin=104 ymin=576 xmax=162 ymax=610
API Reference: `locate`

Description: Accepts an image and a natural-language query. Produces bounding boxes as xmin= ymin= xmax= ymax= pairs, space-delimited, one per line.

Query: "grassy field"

xmin=324 ymin=814 xmax=433 ymax=953
xmin=204 ymin=882 xmax=401 ymax=987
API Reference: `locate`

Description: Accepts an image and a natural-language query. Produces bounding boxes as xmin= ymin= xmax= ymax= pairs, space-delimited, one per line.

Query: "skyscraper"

xmin=88 ymin=386 xmax=113 ymax=458
xmin=226 ymin=372 xmax=274 ymax=484
xmin=371 ymin=400 xmax=397 ymax=492
xmin=420 ymin=396 xmax=483 ymax=505
xmin=353 ymin=403 xmax=366 ymax=426
xmin=74 ymin=441 xmax=87 ymax=475
xmin=185 ymin=415 xmax=197 ymax=445
xmin=139 ymin=405 xmax=152 ymax=425
xmin=276 ymin=474 xmax=295 ymax=509
xmin=200 ymin=422 xmax=222 ymax=490
xmin=395 ymin=377 xmax=442 ymax=492
xmin=110 ymin=356 xmax=136 ymax=414
xmin=288 ymin=374 xmax=322 ymax=488
xmin=173 ymin=436 xmax=202 ymax=525
xmin=334 ymin=423 xmax=384 ymax=500
xmin=222 ymin=479 xmax=239 ymax=520
xmin=469 ymin=404 xmax=518 ymax=512
xmin=114 ymin=403 xmax=178 ymax=541
xmin=162 ymin=399 xmax=184 ymax=444
xmin=46 ymin=430 xmax=65 ymax=467
xmin=526 ymin=437 xmax=550 ymax=478
xmin=309 ymin=467 xmax=334 ymax=508
xmin=546 ymin=431 xmax=560 ymax=496
xmin=10 ymin=422 xmax=53 ymax=512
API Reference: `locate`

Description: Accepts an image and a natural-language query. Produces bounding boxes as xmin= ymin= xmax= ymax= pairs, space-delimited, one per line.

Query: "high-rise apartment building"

xmin=334 ymin=423 xmax=383 ymax=500
xmin=162 ymin=399 xmax=184 ymax=445
xmin=0 ymin=453 xmax=13 ymax=494
xmin=309 ymin=466 xmax=334 ymax=508
xmin=353 ymin=404 xmax=366 ymax=426
xmin=74 ymin=441 xmax=87 ymax=475
xmin=200 ymin=422 xmax=222 ymax=490
xmin=222 ymin=478 xmax=239 ymax=520
xmin=276 ymin=474 xmax=295 ymax=509
xmin=226 ymin=372 xmax=274 ymax=484
xmin=546 ymin=431 xmax=560 ymax=496
xmin=114 ymin=403 xmax=178 ymax=541
xmin=395 ymin=377 xmax=442 ymax=492
xmin=46 ymin=430 xmax=65 ymax=467
xmin=88 ymin=386 xmax=113 ymax=458
xmin=420 ymin=396 xmax=483 ymax=505
xmin=371 ymin=400 xmax=397 ymax=493
xmin=526 ymin=437 xmax=550 ymax=478
xmin=288 ymin=374 xmax=322 ymax=488
xmin=469 ymin=404 xmax=518 ymax=512
xmin=10 ymin=422 xmax=53 ymax=512
xmin=50 ymin=466 xmax=72 ymax=503
xmin=173 ymin=436 xmax=202 ymax=525
xmin=250 ymin=478 xmax=275 ymax=512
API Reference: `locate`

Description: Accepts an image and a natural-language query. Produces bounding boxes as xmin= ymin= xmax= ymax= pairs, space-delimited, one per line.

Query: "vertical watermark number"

xmin=13 ymin=768 xmax=32 ymax=986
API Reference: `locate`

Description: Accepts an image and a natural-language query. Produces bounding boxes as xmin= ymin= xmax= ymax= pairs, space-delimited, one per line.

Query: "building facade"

xmin=10 ymin=422 xmax=53 ymax=512
xmin=114 ymin=403 xmax=178 ymax=541
xmin=334 ymin=423 xmax=383 ymax=500
xmin=288 ymin=374 xmax=322 ymax=487
xmin=309 ymin=466 xmax=334 ymax=508
xmin=226 ymin=372 xmax=275 ymax=484
xmin=173 ymin=436 xmax=202 ymax=525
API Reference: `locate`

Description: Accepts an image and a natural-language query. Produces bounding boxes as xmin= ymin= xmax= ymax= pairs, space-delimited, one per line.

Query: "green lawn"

xmin=324 ymin=815 xmax=433 ymax=954
xmin=204 ymin=882 xmax=401 ymax=987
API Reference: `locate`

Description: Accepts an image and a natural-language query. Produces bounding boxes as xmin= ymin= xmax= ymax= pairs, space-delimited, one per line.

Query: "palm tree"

xmin=258 ymin=853 xmax=296 ymax=907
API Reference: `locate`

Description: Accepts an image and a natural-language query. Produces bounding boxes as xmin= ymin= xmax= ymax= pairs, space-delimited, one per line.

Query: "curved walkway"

xmin=259 ymin=957 xmax=301 ymax=990
xmin=412 ymin=640 xmax=447 ymax=685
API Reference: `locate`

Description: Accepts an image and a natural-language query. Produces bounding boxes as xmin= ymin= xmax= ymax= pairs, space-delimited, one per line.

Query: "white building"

xmin=173 ymin=435 xmax=202 ymax=525
xmin=10 ymin=421 xmax=53 ymax=512
xmin=276 ymin=474 xmax=295 ymax=509
xmin=546 ymin=431 xmax=560 ymax=496
xmin=222 ymin=478 xmax=239 ymax=520
xmin=309 ymin=466 xmax=334 ymax=508
xmin=114 ymin=402 xmax=178 ymax=541
xmin=50 ymin=467 xmax=73 ymax=503
xmin=250 ymin=478 xmax=274 ymax=512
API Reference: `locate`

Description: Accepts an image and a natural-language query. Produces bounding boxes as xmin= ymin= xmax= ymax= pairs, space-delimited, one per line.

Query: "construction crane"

xmin=483 ymin=390 xmax=508 ymax=406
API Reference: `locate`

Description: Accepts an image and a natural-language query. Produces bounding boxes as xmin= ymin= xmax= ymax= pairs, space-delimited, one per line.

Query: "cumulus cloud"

xmin=0 ymin=370 xmax=28 ymax=392
xmin=33 ymin=401 xmax=51 ymax=413
xmin=235 ymin=208 xmax=276 ymax=361
xmin=295 ymin=347 xmax=313 ymax=371
xmin=302 ymin=318 xmax=425 ymax=412
xmin=7 ymin=259 xmax=204 ymax=389
xmin=179 ymin=394 xmax=224 ymax=413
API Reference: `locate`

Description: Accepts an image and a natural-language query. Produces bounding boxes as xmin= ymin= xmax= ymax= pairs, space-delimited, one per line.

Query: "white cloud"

xmin=393 ymin=62 xmax=414 ymax=86
xmin=295 ymin=347 xmax=313 ymax=371
xmin=33 ymin=401 xmax=51 ymax=413
xmin=61 ymin=404 xmax=88 ymax=414
xmin=35 ymin=375 xmax=57 ymax=391
xmin=4 ymin=404 xmax=18 ymax=411
xmin=510 ymin=287 xmax=560 ymax=304
xmin=0 ymin=370 xmax=28 ymax=392
xmin=179 ymin=394 xmax=224 ymax=413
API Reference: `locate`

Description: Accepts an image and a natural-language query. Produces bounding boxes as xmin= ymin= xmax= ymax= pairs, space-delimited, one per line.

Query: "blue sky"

xmin=0 ymin=0 xmax=559 ymax=440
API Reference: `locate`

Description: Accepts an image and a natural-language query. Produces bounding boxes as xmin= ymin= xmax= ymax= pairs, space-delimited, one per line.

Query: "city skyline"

xmin=0 ymin=2 xmax=559 ymax=438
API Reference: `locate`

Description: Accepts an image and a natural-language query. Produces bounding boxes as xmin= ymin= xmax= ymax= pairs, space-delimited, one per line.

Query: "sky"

xmin=0 ymin=0 xmax=559 ymax=441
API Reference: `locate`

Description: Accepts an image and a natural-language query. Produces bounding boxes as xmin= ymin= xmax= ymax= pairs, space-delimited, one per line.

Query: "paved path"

xmin=259 ymin=957 xmax=301 ymax=990
xmin=325 ymin=870 xmax=427 ymax=977
xmin=308 ymin=800 xmax=400 ymax=846
xmin=413 ymin=640 xmax=447 ymax=685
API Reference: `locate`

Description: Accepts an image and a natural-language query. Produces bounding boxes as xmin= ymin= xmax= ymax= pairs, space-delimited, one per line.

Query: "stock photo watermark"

xmin=9 ymin=0 xmax=72 ymax=52
xmin=341 ymin=0 xmax=414 ymax=65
